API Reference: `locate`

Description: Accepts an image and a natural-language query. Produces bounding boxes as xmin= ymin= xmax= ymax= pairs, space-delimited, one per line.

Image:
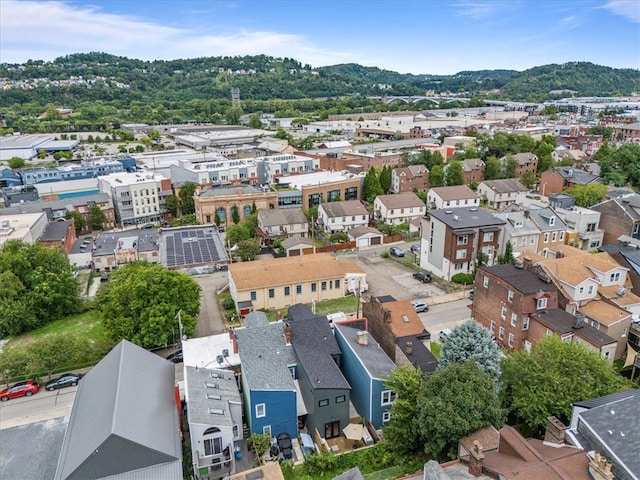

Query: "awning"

xmin=453 ymin=228 xmax=475 ymax=235
xmin=480 ymin=226 xmax=501 ymax=233
xmin=294 ymin=380 xmax=307 ymax=416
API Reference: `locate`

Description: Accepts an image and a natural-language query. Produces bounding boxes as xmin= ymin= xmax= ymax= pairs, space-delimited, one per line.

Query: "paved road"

xmin=0 ymin=386 xmax=78 ymax=430
xmin=193 ymin=272 xmax=229 ymax=337
xmin=417 ymin=298 xmax=473 ymax=342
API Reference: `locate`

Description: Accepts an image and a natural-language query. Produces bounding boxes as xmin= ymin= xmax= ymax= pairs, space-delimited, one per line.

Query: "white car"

xmin=411 ymin=300 xmax=429 ymax=313
xmin=439 ymin=328 xmax=453 ymax=342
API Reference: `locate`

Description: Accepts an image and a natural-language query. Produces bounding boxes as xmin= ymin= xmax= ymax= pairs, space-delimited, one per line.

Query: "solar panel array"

xmin=164 ymin=229 xmax=223 ymax=267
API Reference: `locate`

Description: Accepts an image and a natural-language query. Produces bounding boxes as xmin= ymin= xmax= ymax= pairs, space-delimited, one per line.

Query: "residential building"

xmin=538 ymin=166 xmax=600 ymax=196
xmin=527 ymin=207 xmax=569 ymax=257
xmin=334 ymin=321 xmax=396 ymax=429
xmin=591 ymin=195 xmax=640 ymax=245
xmin=274 ymin=170 xmax=361 ymax=210
xmin=228 ymin=253 xmax=366 ymax=311
xmin=569 ymin=390 xmax=640 ymax=480
xmin=38 ymin=219 xmax=76 ymax=254
xmin=182 ymin=331 xmax=242 ymax=374
xmin=194 ymin=185 xmax=278 ymax=226
xmin=493 ymin=210 xmax=541 ymax=258
xmin=476 ymin=179 xmax=527 ymax=211
xmin=257 ymin=154 xmax=321 ymax=184
xmin=0 ymin=185 xmax=39 ymax=206
xmin=256 ymin=208 xmax=308 ymax=246
xmin=555 ymin=204 xmax=605 ymax=250
xmin=347 ymin=226 xmax=384 ymax=248
xmin=98 ymin=171 xmax=172 ymax=226
xmin=170 ymin=157 xmax=260 ymax=187
xmin=234 ymin=313 xmax=299 ymax=438
xmin=423 ymin=207 xmax=505 ymax=281
xmin=318 ymin=200 xmax=369 ymax=233
xmin=288 ymin=305 xmax=351 ymax=439
xmin=54 ymin=340 xmax=182 ymax=480
xmin=374 ymin=192 xmax=426 ymax=226
xmin=363 ymin=296 xmax=437 ymax=374
xmin=614 ymin=121 xmax=640 ymax=143
xmin=499 ymin=152 xmax=538 ymax=176
xmin=552 ymin=147 xmax=586 ymax=163
xmin=391 ymin=165 xmax=429 ymax=194
xmin=427 ymin=185 xmax=479 ymax=210
xmin=93 ymin=229 xmax=160 ymax=271
xmin=185 ymin=367 xmax=243 ymax=480
xmin=461 ymin=158 xmax=485 ymax=184
xmin=340 ymin=150 xmax=404 ymax=170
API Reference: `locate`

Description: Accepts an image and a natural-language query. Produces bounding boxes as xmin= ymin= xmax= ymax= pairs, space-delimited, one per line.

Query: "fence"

xmin=316 ymin=241 xmax=357 ymax=253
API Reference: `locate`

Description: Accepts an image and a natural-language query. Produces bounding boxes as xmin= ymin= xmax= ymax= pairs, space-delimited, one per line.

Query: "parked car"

xmin=412 ymin=271 xmax=432 ymax=283
xmin=0 ymin=380 xmax=39 ymax=401
xmin=410 ymin=244 xmax=420 ymax=254
xmin=389 ymin=247 xmax=405 ymax=257
xmin=45 ymin=373 xmax=82 ymax=391
xmin=411 ymin=300 xmax=429 ymax=313
xmin=100 ymin=272 xmax=109 ymax=282
xmin=166 ymin=350 xmax=183 ymax=364
xmin=439 ymin=328 xmax=453 ymax=342
xmin=469 ymin=290 xmax=474 ymax=300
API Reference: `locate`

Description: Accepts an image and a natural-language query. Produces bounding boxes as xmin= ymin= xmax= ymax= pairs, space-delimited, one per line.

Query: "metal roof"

xmin=335 ymin=323 xmax=396 ymax=380
xmin=429 ymin=207 xmax=506 ymax=229
xmin=54 ymin=340 xmax=181 ymax=480
xmin=184 ymin=366 xmax=241 ymax=427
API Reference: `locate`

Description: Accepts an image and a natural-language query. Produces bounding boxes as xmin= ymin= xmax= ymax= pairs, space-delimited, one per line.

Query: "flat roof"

xmin=93 ymin=229 xmax=159 ymax=256
xmin=278 ymin=170 xmax=360 ymax=189
xmin=182 ymin=332 xmax=241 ymax=369
xmin=160 ymin=226 xmax=228 ymax=268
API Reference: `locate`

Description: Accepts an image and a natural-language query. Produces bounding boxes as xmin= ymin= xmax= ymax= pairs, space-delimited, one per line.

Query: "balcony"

xmin=196 ymin=452 xmax=233 ymax=479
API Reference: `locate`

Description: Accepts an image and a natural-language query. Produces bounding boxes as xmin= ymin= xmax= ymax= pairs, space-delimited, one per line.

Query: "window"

xmin=382 ymin=411 xmax=391 ymax=423
xmin=284 ymin=286 xmax=290 ymax=296
xmin=546 ymin=329 xmax=553 ymax=336
xmin=498 ymin=326 xmax=505 ymax=340
xmin=578 ymin=286 xmax=585 ymax=294
xmin=454 ymin=263 xmax=464 ymax=270
xmin=483 ymin=232 xmax=494 ymax=242
xmin=622 ymin=328 xmax=628 ymax=337
xmin=268 ymin=288 xmax=275 ymax=298
xmin=552 ymin=232 xmax=557 ymax=242
xmin=587 ymin=223 xmax=596 ymax=232
xmin=501 ymin=306 xmax=507 ymax=320
xmin=456 ymin=249 xmax=467 ymax=260
xmin=319 ymin=399 xmax=329 ymax=407
xmin=457 ymin=235 xmax=468 ymax=245
xmin=311 ymin=283 xmax=317 ymax=293
xmin=508 ymin=333 xmax=515 ymax=347
xmin=609 ymin=272 xmax=621 ymax=283
xmin=483 ymin=276 xmax=489 ymax=288
xmin=255 ymin=404 xmax=266 ymax=418
xmin=204 ymin=437 xmax=223 ymax=456
xmin=544 ymin=233 xmax=549 ymax=243
xmin=381 ymin=390 xmax=396 ymax=405
xmin=490 ymin=320 xmax=496 ymax=333
xmin=335 ymin=279 xmax=340 ymax=289
xmin=511 ymin=312 xmax=518 ymax=327
xmin=335 ymin=395 xmax=346 ymax=403
xmin=530 ymin=235 xmax=536 ymax=245
xmin=321 ymin=281 xmax=327 ymax=291
xmin=263 ymin=425 xmax=271 ymax=437
xmin=537 ymin=297 xmax=547 ymax=310
xmin=520 ymin=237 xmax=526 ymax=246
xmin=549 ymin=217 xmax=556 ymax=226
xmin=523 ymin=317 xmax=529 ymax=330
xmin=296 ymin=284 xmax=302 ymax=294
xmin=250 ymin=291 xmax=257 ymax=301
xmin=507 ymin=290 xmax=514 ymax=302
xmin=559 ymin=231 xmax=564 ymax=241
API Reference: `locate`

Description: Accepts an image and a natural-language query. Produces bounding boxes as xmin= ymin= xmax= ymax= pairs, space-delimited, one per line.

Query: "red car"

xmin=0 ymin=380 xmax=40 ymax=401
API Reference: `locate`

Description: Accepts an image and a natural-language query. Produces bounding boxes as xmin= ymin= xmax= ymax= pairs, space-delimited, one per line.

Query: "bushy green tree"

xmin=498 ymin=240 xmax=515 ymax=265
xmin=231 ymin=205 xmax=240 ymax=224
xmin=484 ymin=156 xmax=503 ymax=180
xmin=65 ymin=210 xmax=86 ymax=233
xmin=178 ymin=183 xmax=197 ymax=215
xmin=96 ymin=262 xmax=201 ymax=348
xmin=226 ymin=224 xmax=252 ymax=247
xmin=165 ymin=194 xmax=179 ymax=216
xmin=362 ymin=168 xmax=383 ymax=203
xmin=237 ymin=239 xmax=260 ymax=261
xmin=8 ymin=157 xmax=25 ymax=169
xmin=379 ymin=165 xmax=392 ymax=193
xmin=520 ymin=171 xmax=537 ymax=190
xmin=429 ymin=165 xmax=444 ymax=187
xmin=445 ymin=160 xmax=464 ymax=186
xmin=88 ymin=205 xmax=106 ymax=231
xmin=564 ymin=183 xmax=608 ymax=207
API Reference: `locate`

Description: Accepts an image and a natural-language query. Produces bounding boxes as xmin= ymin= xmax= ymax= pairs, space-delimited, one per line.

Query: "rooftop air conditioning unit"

xmin=222 ymin=349 xmax=229 ymax=357
xmin=216 ymin=355 xmax=224 ymax=364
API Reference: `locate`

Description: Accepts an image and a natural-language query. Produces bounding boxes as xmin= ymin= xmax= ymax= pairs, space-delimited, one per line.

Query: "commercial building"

xmin=194 ymin=185 xmax=278 ymax=226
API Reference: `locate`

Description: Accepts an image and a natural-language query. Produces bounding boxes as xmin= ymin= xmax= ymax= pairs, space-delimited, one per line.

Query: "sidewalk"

xmin=429 ymin=290 xmax=472 ymax=306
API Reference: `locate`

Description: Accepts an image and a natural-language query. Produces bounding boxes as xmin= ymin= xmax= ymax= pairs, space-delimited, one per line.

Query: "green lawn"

xmin=313 ymin=296 xmax=359 ymax=316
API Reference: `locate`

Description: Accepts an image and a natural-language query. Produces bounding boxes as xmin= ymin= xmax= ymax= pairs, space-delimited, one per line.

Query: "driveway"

xmin=193 ymin=272 xmax=229 ymax=337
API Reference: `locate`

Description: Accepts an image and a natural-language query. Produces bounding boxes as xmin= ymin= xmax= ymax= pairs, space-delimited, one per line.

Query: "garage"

xmin=348 ymin=226 xmax=384 ymax=248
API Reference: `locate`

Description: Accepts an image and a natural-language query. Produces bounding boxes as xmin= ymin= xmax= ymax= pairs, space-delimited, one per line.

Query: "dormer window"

xmin=549 ymin=217 xmax=555 ymax=226
xmin=537 ymin=297 xmax=548 ymax=310
xmin=609 ymin=272 xmax=621 ymax=283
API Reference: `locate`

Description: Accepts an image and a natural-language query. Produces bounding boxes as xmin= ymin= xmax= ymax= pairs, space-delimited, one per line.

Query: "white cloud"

xmin=559 ymin=15 xmax=580 ymax=28
xmin=454 ymin=1 xmax=500 ymax=19
xmin=601 ymin=0 xmax=640 ymax=23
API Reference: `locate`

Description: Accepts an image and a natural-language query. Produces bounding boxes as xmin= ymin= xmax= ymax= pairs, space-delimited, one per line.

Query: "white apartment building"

xmin=318 ymin=200 xmax=369 ymax=233
xmin=257 ymin=155 xmax=320 ymax=184
xmin=170 ymin=158 xmax=260 ymax=186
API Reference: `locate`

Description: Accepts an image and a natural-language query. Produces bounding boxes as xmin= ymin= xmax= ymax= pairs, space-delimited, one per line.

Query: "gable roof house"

xmin=228 ymin=253 xmax=366 ymax=311
xmin=38 ymin=218 xmax=76 ymax=254
xmin=373 ymin=192 xmax=426 ymax=226
xmin=287 ymin=304 xmax=351 ymax=440
xmin=391 ymin=165 xmax=429 ymax=194
xmin=54 ymin=340 xmax=182 ymax=480
xmin=318 ymin=200 xmax=369 ymax=233
xmin=427 ymin=185 xmax=480 ymax=210
xmin=461 ymin=157 xmax=485 ymax=184
xmin=185 ymin=367 xmax=243 ymax=480
xmin=363 ymin=296 xmax=437 ymax=374
xmin=334 ymin=321 xmax=397 ymax=430
xmin=527 ymin=207 xmax=569 ymax=258
xmin=423 ymin=207 xmax=506 ymax=281
xmin=477 ymin=179 xmax=528 ymax=211
xmin=493 ymin=210 xmax=541 ymax=258
xmin=591 ymin=195 xmax=640 ymax=246
xmin=500 ymin=152 xmax=538 ymax=177
xmin=538 ymin=166 xmax=600 ymax=196
xmin=256 ymin=208 xmax=309 ymax=246
xmin=234 ymin=312 xmax=299 ymax=438
xmin=281 ymin=235 xmax=315 ymax=256
xmin=347 ymin=225 xmax=384 ymax=248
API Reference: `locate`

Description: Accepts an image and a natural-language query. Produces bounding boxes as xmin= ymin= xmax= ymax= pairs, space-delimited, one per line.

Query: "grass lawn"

xmin=430 ymin=341 xmax=441 ymax=359
xmin=312 ymin=296 xmax=359 ymax=316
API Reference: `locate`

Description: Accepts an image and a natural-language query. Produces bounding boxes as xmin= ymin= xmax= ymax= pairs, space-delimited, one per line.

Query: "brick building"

xmin=391 ymin=165 xmax=429 ymax=194
xmin=591 ymin=195 xmax=640 ymax=245
xmin=538 ymin=166 xmax=600 ymax=196
xmin=194 ymin=185 xmax=279 ymax=226
xmin=614 ymin=121 xmax=640 ymax=143
xmin=500 ymin=153 xmax=538 ymax=177
xmin=38 ymin=219 xmax=76 ymax=254
xmin=461 ymin=158 xmax=485 ymax=184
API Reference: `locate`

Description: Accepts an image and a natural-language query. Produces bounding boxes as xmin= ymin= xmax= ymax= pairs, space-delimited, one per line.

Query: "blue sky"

xmin=1 ymin=0 xmax=638 ymax=74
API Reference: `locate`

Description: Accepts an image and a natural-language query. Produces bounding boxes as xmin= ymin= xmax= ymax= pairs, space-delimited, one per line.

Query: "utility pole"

xmin=176 ymin=310 xmax=184 ymax=347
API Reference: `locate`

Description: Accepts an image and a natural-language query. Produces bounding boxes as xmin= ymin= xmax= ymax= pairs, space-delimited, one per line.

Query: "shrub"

xmin=221 ymin=297 xmax=235 ymax=310
xmin=451 ymin=273 xmax=474 ymax=284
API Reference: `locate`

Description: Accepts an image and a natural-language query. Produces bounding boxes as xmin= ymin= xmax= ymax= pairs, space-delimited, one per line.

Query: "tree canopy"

xmin=95 ymin=262 xmax=201 ymax=348
xmin=563 ymin=183 xmax=608 ymax=208
xmin=178 ymin=182 xmax=197 ymax=215
xmin=500 ymin=335 xmax=632 ymax=432
xmin=445 ymin=160 xmax=464 ymax=186
xmin=362 ymin=168 xmax=383 ymax=203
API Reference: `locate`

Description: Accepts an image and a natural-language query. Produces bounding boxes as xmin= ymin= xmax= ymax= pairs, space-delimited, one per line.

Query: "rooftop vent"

xmin=445 ymin=210 xmax=453 ymax=214
xmin=453 ymin=215 xmax=460 ymax=221
xmin=205 ymin=382 xmax=219 ymax=389
xmin=207 ymin=394 xmax=222 ymax=400
xmin=222 ymin=348 xmax=229 ymax=357
xmin=538 ymin=273 xmax=552 ymax=284
xmin=402 ymin=315 xmax=409 ymax=323
xmin=216 ymin=355 xmax=224 ymax=364
xmin=469 ymin=207 xmax=478 ymax=212
xmin=208 ymin=408 xmax=225 ymax=415
xmin=573 ymin=315 xmax=585 ymax=329
xmin=617 ymin=287 xmax=627 ymax=297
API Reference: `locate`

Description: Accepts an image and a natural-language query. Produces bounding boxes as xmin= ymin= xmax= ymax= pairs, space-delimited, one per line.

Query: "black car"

xmin=412 ymin=271 xmax=432 ymax=283
xmin=45 ymin=373 xmax=82 ymax=391
xmin=166 ymin=350 xmax=183 ymax=363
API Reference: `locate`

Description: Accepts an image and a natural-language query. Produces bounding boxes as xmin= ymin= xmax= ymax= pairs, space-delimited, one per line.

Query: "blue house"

xmin=234 ymin=312 xmax=299 ymax=438
xmin=334 ymin=321 xmax=396 ymax=430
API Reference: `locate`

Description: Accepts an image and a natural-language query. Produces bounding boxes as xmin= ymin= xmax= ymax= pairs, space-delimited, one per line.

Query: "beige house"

xmin=373 ymin=192 xmax=425 ymax=225
xmin=256 ymin=208 xmax=308 ymax=246
xmin=477 ymin=179 xmax=528 ymax=211
xmin=228 ymin=253 xmax=366 ymax=311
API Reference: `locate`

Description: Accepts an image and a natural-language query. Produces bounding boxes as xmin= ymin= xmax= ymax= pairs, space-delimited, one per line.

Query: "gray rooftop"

xmin=93 ymin=230 xmax=160 ymax=256
xmin=281 ymin=235 xmax=314 ymax=249
xmin=319 ymin=200 xmax=368 ymax=218
xmin=396 ymin=334 xmax=439 ymax=373
xmin=480 ymin=265 xmax=559 ymax=295
xmin=185 ymin=366 xmax=241 ymax=427
xmin=494 ymin=210 xmax=540 ymax=236
xmin=335 ymin=323 xmax=396 ymax=380
xmin=347 ymin=225 xmax=382 ymax=238
xmin=573 ymin=388 xmax=640 ymax=409
xmin=533 ymin=309 xmax=617 ymax=347
xmin=258 ymin=208 xmax=307 ymax=227
xmin=288 ymin=304 xmax=350 ymax=390
xmin=0 ymin=193 xmax=112 ymax=215
xmin=54 ymin=340 xmax=181 ymax=480
xmin=480 ymin=178 xmax=527 ymax=194
xmin=556 ymin=166 xmax=600 ymax=184
xmin=527 ymin=207 xmax=568 ymax=232
xmin=235 ymin=319 xmax=296 ymax=391
xmin=199 ymin=184 xmax=263 ymax=197
xmin=40 ymin=219 xmax=74 ymax=242
xmin=429 ymin=207 xmax=506 ymax=229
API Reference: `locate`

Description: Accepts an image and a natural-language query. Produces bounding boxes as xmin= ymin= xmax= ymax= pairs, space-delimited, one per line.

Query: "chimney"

xmin=406 ymin=341 xmax=413 ymax=355
xmin=468 ymin=440 xmax=484 ymax=477
xmin=543 ymin=416 xmax=566 ymax=445
xmin=522 ymin=255 xmax=533 ymax=271
xmin=356 ymin=330 xmax=369 ymax=346
xmin=589 ymin=452 xmax=614 ymax=480
xmin=524 ymin=210 xmax=530 ymax=218
xmin=229 ymin=327 xmax=238 ymax=354
xmin=236 ymin=188 xmax=243 ymax=195
xmin=284 ymin=323 xmax=292 ymax=345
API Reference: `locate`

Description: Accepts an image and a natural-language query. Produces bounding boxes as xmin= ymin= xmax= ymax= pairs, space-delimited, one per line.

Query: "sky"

xmin=0 ymin=0 xmax=639 ymax=75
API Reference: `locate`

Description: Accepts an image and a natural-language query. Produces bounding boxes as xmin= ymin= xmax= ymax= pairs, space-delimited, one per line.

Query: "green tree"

xmin=379 ymin=165 xmax=392 ymax=193
xmin=226 ymin=224 xmax=251 ymax=247
xmin=65 ymin=210 xmax=86 ymax=233
xmin=95 ymin=262 xmax=201 ymax=349
xmin=429 ymin=165 xmax=444 ymax=187
xmin=498 ymin=240 xmax=515 ymax=265
xmin=382 ymin=365 xmax=424 ymax=456
xmin=164 ymin=194 xmax=179 ymax=217
xmin=8 ymin=157 xmax=25 ymax=169
xmin=88 ymin=205 xmax=106 ymax=231
xmin=236 ymin=239 xmax=260 ymax=261
xmin=417 ymin=362 xmax=505 ymax=460
xmin=0 ymin=344 xmax=30 ymax=385
xmin=362 ymin=168 xmax=383 ymax=203
xmin=231 ymin=205 xmax=240 ymax=225
xmin=178 ymin=183 xmax=197 ymax=215
xmin=225 ymin=107 xmax=243 ymax=125
xmin=445 ymin=160 xmax=464 ymax=186
xmin=504 ymin=156 xmax=518 ymax=178
xmin=214 ymin=210 xmax=221 ymax=226
xmin=586 ymin=126 xmax=614 ymax=140
xmin=329 ymin=232 xmax=348 ymax=243
xmin=534 ymin=137 xmax=555 ymax=173
xmin=439 ymin=321 xmax=503 ymax=381
xmin=501 ymin=335 xmax=632 ymax=432
xmin=520 ymin=171 xmax=537 ymax=190
xmin=248 ymin=113 xmax=262 ymax=129
xmin=484 ymin=156 xmax=503 ymax=180
xmin=563 ymin=183 xmax=608 ymax=207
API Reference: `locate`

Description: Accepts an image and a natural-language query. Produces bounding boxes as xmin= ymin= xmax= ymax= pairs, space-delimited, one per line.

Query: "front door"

xmin=325 ymin=421 xmax=340 ymax=439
